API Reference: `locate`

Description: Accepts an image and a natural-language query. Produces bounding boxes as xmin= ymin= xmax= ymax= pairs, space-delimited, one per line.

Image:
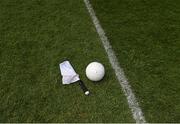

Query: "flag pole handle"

xmin=79 ymin=80 xmax=90 ymax=95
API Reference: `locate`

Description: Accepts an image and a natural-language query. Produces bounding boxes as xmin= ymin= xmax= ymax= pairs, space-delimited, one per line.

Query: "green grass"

xmin=0 ymin=0 xmax=134 ymax=122
xmin=91 ymin=0 xmax=180 ymax=122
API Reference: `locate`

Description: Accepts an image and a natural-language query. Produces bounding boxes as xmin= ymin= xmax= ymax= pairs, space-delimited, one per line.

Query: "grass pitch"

xmin=91 ymin=0 xmax=180 ymax=122
xmin=0 ymin=0 xmax=133 ymax=122
xmin=1 ymin=0 xmax=179 ymax=122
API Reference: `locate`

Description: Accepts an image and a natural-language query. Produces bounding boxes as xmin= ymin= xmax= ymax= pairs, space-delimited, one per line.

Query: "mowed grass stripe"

xmin=84 ymin=0 xmax=146 ymax=123
xmin=0 ymin=0 xmax=133 ymax=122
xmin=90 ymin=0 xmax=180 ymax=122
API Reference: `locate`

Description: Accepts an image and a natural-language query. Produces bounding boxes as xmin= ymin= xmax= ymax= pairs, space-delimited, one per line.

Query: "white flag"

xmin=59 ymin=61 xmax=80 ymax=84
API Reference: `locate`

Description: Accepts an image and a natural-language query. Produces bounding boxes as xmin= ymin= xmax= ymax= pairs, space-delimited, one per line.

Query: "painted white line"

xmin=83 ymin=0 xmax=146 ymax=123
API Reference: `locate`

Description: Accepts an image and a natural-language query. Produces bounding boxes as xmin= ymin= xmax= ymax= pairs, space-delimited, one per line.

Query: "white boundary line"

xmin=83 ymin=0 xmax=146 ymax=123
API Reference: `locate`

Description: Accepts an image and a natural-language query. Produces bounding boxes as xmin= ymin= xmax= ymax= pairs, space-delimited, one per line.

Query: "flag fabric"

xmin=59 ymin=61 xmax=80 ymax=84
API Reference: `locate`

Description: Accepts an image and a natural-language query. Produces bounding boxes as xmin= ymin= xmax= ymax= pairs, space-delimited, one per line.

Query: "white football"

xmin=86 ymin=62 xmax=105 ymax=81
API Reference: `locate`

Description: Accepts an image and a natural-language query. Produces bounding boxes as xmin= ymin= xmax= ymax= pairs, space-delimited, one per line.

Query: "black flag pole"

xmin=79 ymin=80 xmax=90 ymax=95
